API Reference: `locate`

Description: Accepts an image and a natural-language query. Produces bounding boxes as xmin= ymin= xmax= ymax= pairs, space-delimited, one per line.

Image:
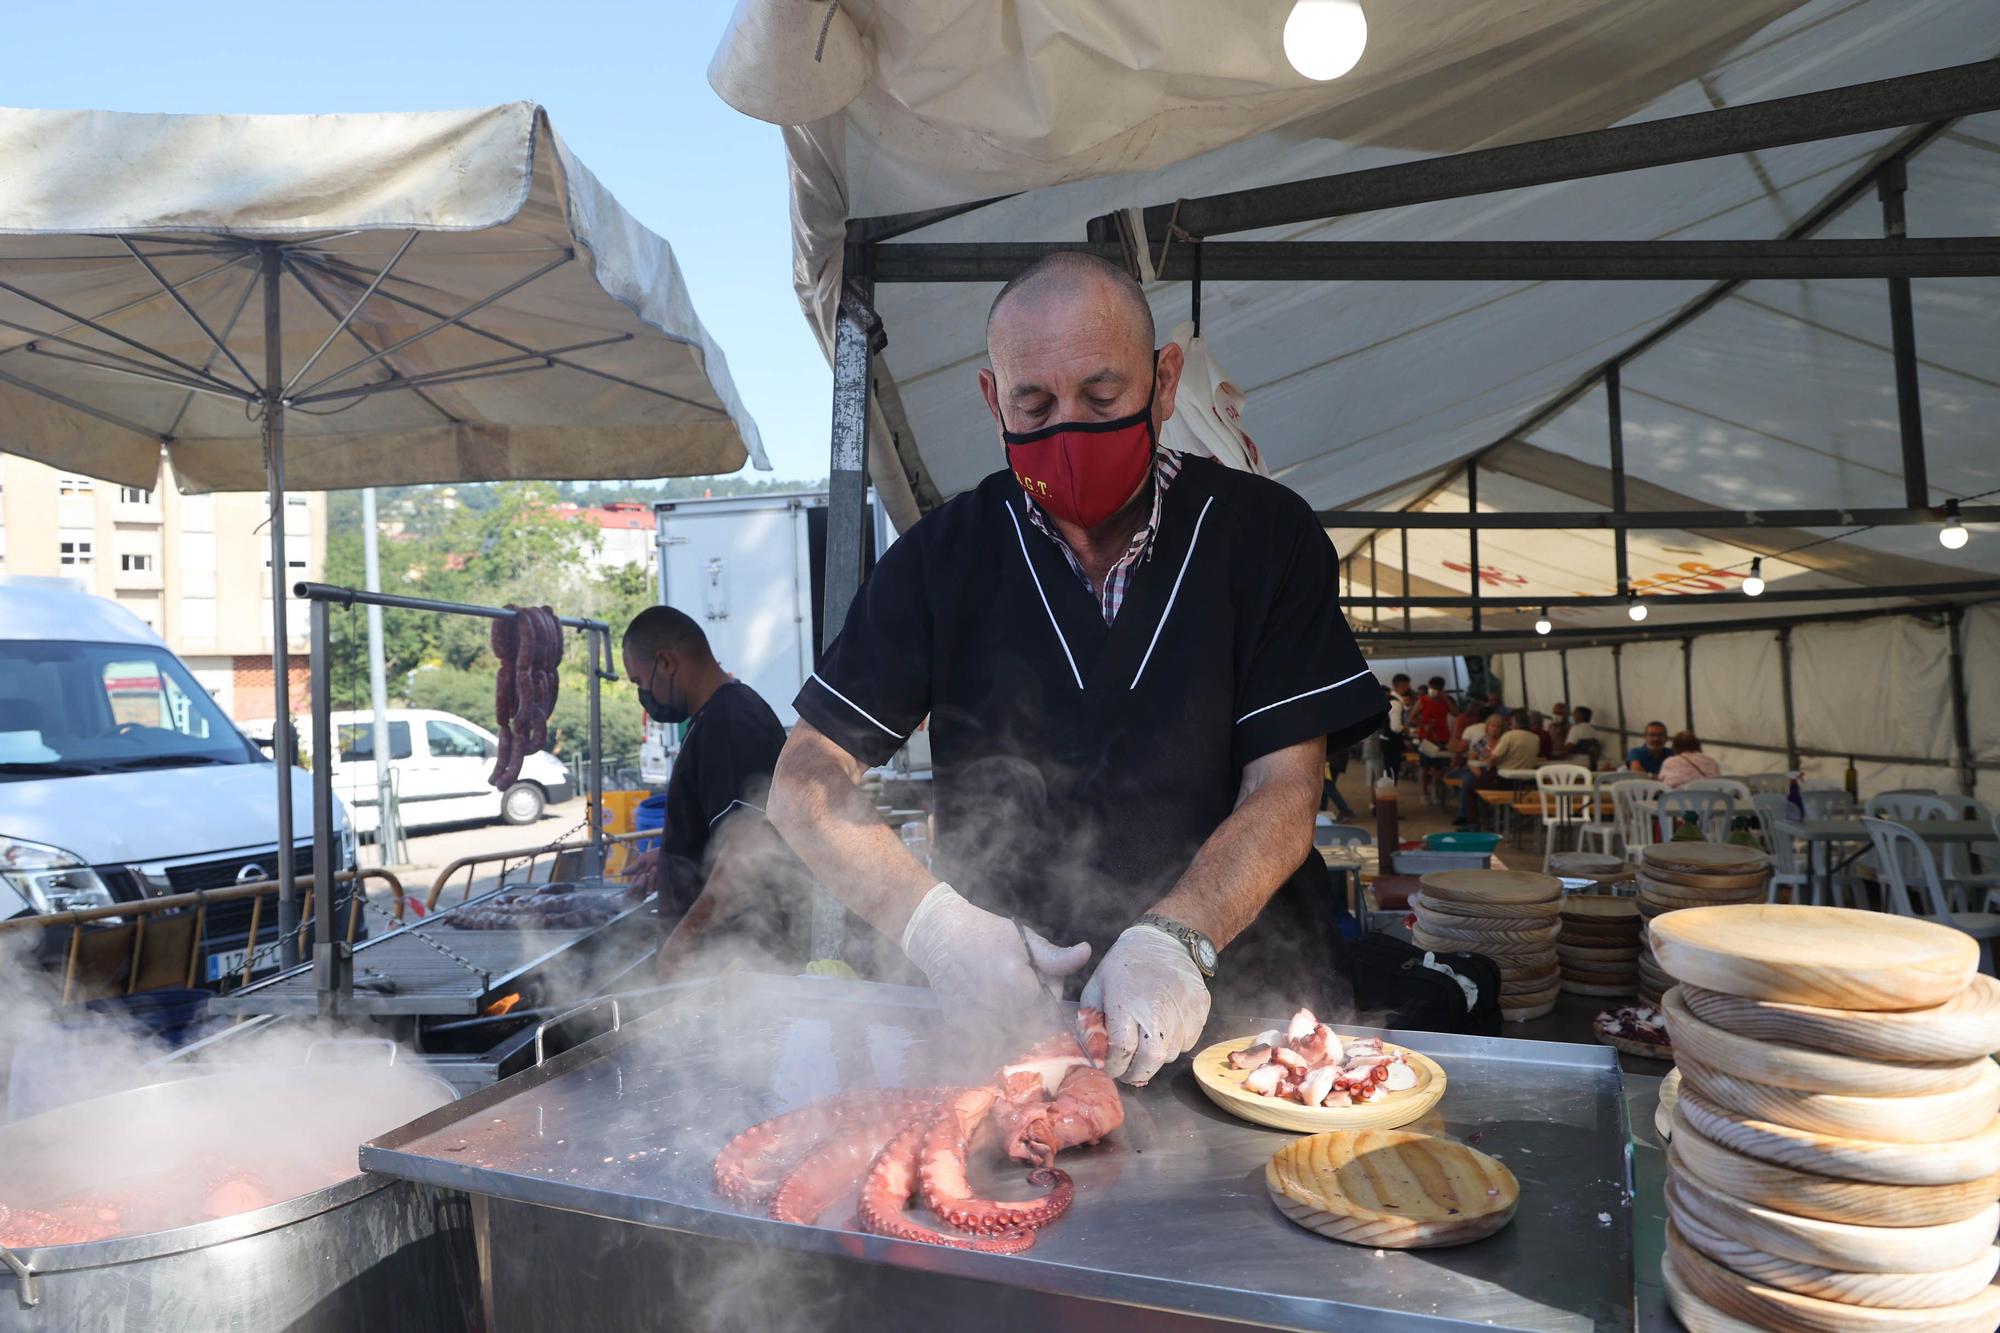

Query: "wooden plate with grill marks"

xmin=1671 ymin=1205 xmax=2000 ymax=1311
xmin=1266 ymin=1129 xmax=1518 ymax=1249
xmin=1663 ymin=987 xmax=1993 ymax=1097
xmin=1679 ymin=976 xmax=2000 ymax=1065
xmin=1675 ymin=1083 xmax=2000 ymax=1186
xmin=1675 ymin=1052 xmax=2000 ymax=1143
xmin=1650 ymin=904 xmax=1979 ymax=1010
xmin=1417 ymin=870 xmax=1561 ymax=906
xmin=1409 ymin=892 xmax=1560 ymax=921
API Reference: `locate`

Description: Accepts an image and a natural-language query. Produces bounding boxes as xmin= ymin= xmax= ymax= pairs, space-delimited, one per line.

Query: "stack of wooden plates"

xmin=1548 ymin=851 xmax=1635 ymax=892
xmin=1652 ymin=904 xmax=2000 ymax=1332
xmin=1411 ymin=870 xmax=1562 ymax=1022
xmin=1636 ymin=844 xmax=1771 ymax=1006
xmin=1558 ymin=893 xmax=1641 ymax=997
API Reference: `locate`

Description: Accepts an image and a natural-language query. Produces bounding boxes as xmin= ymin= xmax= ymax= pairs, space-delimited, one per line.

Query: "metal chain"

xmin=353 ymin=891 xmax=486 ymax=979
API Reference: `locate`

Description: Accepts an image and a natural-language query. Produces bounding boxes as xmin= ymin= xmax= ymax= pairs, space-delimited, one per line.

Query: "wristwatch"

xmin=1138 ymin=913 xmax=1217 ymax=978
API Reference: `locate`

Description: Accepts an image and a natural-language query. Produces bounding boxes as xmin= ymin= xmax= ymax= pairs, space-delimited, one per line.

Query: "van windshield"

xmin=0 ymin=639 xmax=257 ymax=778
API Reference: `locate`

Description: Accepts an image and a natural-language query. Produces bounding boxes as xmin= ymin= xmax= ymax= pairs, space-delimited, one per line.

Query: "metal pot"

xmin=0 ymin=1066 xmax=478 ymax=1331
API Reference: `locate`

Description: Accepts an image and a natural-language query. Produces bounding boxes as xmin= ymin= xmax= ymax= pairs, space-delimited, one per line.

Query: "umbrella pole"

xmin=261 ymin=243 xmax=303 ymax=970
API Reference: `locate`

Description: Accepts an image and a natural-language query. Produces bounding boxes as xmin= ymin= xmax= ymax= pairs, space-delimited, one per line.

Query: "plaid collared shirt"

xmin=1022 ymin=449 xmax=1184 ymax=624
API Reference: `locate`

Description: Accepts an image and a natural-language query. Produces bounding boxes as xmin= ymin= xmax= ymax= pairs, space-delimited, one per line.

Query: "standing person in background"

xmin=619 ymin=606 xmax=804 ymax=975
xmin=1659 ymin=732 xmax=1723 ymax=789
xmin=1411 ymin=676 xmax=1454 ymax=803
xmin=1377 ymin=674 xmax=1413 ymax=782
xmin=1565 ymin=706 xmax=1602 ymax=766
xmin=1627 ymin=721 xmax=1671 ymax=776
xmin=1322 ymin=735 xmax=1355 ymax=820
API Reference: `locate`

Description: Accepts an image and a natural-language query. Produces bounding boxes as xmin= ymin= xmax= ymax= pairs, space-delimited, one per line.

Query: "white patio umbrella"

xmin=0 ymin=102 xmax=766 ymax=956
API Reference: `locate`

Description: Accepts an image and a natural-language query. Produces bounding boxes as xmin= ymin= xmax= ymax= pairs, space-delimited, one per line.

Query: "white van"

xmin=0 ymin=578 xmax=354 ymax=976
xmin=257 ymin=708 xmax=574 ymax=835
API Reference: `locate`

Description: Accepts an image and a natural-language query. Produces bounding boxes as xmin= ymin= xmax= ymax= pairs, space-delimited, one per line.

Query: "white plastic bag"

xmin=1160 ymin=320 xmax=1269 ymax=476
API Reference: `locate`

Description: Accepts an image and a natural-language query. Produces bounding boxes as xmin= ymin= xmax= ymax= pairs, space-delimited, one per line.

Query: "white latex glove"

xmin=1081 ymin=924 xmax=1212 ymax=1087
xmin=900 ymin=883 xmax=1091 ymax=1018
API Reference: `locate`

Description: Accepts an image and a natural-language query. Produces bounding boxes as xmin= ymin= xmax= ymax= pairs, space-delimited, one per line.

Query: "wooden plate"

xmin=1563 ymin=894 xmax=1641 ymax=922
xmin=1409 ymin=892 xmax=1561 ymax=921
xmin=1417 ymin=869 xmax=1561 ymax=906
xmin=1637 ymin=881 xmax=1765 ymax=911
xmin=1679 ymin=976 xmax=2000 ymax=1065
xmin=1558 ymin=942 xmax=1642 ymax=963
xmin=1503 ymin=995 xmax=1559 ymax=1022
xmin=1550 ymin=852 xmax=1627 ymax=876
xmin=1675 ymin=1083 xmax=2000 ymax=1186
xmin=1660 ymin=1248 xmax=1762 ymax=1333
xmin=1676 ymin=1053 xmax=2000 ymax=1144
xmin=1671 ymin=1205 xmax=2000 ymax=1312
xmin=1266 ymin=1129 xmax=1517 ymax=1249
xmin=1650 ymin=904 xmax=1980 ymax=1010
xmin=1643 ymin=843 xmax=1771 ymax=875
xmin=1672 ymin=1106 xmax=2000 ymax=1226
xmin=1192 ymin=1036 xmax=1446 ymax=1133
xmin=1408 ymin=888 xmax=1560 ymax=920
xmin=1566 ymin=983 xmax=1641 ymax=1001
xmin=1665 ymin=1160 xmax=2000 ymax=1273
xmin=1503 ymin=972 xmax=1562 ymax=998
xmin=1663 ymin=987 xmax=1994 ymax=1097
xmin=1559 ymin=917 xmax=1643 ymax=938
xmin=1643 ymin=863 xmax=1775 ymax=892
xmin=1410 ymin=913 xmax=1562 ymax=945
xmin=1657 ymin=1067 xmax=1681 ymax=1141
xmin=1412 ymin=929 xmax=1557 ymax=960
xmin=1667 ymin=1221 xmax=2000 ymax=1331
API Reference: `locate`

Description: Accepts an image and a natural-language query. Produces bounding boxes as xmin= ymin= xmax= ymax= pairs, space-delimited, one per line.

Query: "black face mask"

xmin=639 ymin=658 xmax=687 ymax=725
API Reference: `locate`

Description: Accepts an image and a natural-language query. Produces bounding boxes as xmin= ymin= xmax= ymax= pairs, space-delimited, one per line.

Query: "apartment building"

xmin=0 ymin=452 xmax=324 ymax=721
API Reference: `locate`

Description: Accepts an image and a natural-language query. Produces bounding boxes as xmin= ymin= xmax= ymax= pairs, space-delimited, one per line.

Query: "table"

xmin=1773 ymin=818 xmax=1994 ymax=907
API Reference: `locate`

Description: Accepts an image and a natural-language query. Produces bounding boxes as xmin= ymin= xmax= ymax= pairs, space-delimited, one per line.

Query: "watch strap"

xmin=1138 ymin=912 xmax=1216 ymax=977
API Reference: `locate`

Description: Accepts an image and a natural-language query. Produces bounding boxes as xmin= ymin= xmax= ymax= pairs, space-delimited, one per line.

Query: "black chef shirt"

xmin=657 ymin=681 xmax=789 ymax=924
xmin=794 ymin=454 xmax=1385 ymax=1013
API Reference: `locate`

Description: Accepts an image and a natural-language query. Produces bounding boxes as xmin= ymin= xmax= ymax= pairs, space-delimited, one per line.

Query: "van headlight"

xmin=0 ymin=835 xmax=117 ymax=914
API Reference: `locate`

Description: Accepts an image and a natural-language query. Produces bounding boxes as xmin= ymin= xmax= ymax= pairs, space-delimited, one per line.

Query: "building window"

xmin=59 ymin=536 xmax=94 ymax=567
xmin=58 ymin=476 xmax=95 ymax=497
xmin=120 ymin=552 xmax=155 ymax=573
xmin=118 ymin=486 xmax=153 ymax=505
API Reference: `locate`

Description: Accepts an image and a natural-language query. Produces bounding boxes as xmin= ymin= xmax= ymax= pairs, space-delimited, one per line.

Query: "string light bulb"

xmin=1283 ymin=0 xmax=1368 ymax=81
xmin=1627 ymin=595 xmax=1648 ymax=622
xmin=1535 ymin=608 xmax=1552 ymax=636
xmin=1742 ymin=558 xmax=1765 ymax=597
xmin=1939 ymin=499 xmax=1969 ymax=551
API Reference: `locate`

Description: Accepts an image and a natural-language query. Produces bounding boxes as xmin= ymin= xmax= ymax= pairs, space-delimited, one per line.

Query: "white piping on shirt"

xmin=1235 ymin=668 xmax=1374 ymax=726
xmin=707 ymin=798 xmax=765 ymax=829
xmin=1130 ymin=495 xmax=1214 ymax=689
xmin=1006 ymin=501 xmax=1086 ymax=690
xmin=807 ymin=671 xmax=901 ymax=738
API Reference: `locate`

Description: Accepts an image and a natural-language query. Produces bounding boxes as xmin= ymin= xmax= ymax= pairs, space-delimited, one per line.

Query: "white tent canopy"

xmin=721 ymin=0 xmax=2000 ymax=797
xmin=0 ymin=102 xmax=766 ymax=493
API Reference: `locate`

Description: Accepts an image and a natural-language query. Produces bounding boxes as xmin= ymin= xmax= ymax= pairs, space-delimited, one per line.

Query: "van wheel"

xmin=501 ymin=783 xmax=545 ymax=826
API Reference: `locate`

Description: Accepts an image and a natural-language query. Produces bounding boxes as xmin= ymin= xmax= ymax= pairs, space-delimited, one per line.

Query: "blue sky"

xmin=8 ymin=1 xmax=832 ymax=482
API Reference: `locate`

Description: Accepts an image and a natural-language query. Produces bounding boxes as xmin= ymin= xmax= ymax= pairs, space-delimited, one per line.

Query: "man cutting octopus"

xmin=768 ymin=252 xmax=1383 ymax=1086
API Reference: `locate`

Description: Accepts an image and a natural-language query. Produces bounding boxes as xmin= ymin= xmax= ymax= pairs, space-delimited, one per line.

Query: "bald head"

xmin=986 ymin=251 xmax=1155 ymax=349
xmin=979 ymin=250 xmax=1181 ymax=446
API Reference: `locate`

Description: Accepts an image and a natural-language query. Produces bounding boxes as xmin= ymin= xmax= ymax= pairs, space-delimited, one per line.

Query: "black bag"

xmin=1349 ymin=935 xmax=1502 ymax=1036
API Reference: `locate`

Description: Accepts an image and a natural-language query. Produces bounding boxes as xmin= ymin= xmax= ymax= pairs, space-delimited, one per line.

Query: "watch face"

xmin=1195 ymin=938 xmax=1217 ymax=970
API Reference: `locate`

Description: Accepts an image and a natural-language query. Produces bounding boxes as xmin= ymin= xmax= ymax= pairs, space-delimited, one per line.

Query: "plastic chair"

xmin=1683 ymin=778 xmax=1753 ymax=804
xmin=1868 ymin=793 xmax=1976 ymax=911
xmin=1655 ymin=790 xmax=1736 ymax=844
xmin=1612 ymin=779 xmax=1666 ymax=864
xmin=1861 ymin=817 xmax=2000 ymax=975
xmin=1749 ymin=794 xmax=1816 ymax=905
xmin=1736 ymin=774 xmax=1795 ymax=795
xmin=1800 ymin=788 xmax=1859 ymax=820
xmin=1314 ymin=822 xmax=1373 ymax=849
xmin=1576 ymin=772 xmax=1628 ymax=859
xmin=1535 ymin=764 xmax=1595 ymax=872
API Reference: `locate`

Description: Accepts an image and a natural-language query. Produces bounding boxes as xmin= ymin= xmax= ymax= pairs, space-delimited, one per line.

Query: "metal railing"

xmin=0 ymin=869 xmax=406 ymax=1004
xmin=426 ymin=828 xmax=655 ymax=912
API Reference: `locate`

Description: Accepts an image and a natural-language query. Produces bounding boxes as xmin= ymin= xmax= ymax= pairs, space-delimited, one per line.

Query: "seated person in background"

xmin=1449 ymin=702 xmax=1489 ymax=763
xmin=1521 ymin=709 xmax=1553 ymax=760
xmin=1627 ymin=720 xmax=1670 ymax=776
xmin=1548 ymin=701 xmax=1571 ymax=755
xmin=1565 ymin=705 xmax=1602 ymax=766
xmin=1658 ymin=731 xmax=1722 ymax=790
xmin=1453 ymin=713 xmax=1541 ymax=828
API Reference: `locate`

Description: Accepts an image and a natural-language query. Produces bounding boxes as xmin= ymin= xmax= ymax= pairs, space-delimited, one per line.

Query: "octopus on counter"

xmin=712 ymin=1008 xmax=1123 ymax=1253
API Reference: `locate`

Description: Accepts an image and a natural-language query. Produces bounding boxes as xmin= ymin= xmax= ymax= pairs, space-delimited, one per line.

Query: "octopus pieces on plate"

xmin=1229 ymin=1007 xmax=1419 ymax=1108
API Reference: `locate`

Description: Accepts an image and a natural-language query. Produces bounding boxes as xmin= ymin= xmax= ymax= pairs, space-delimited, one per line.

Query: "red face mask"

xmin=1002 ymin=371 xmax=1157 ymax=530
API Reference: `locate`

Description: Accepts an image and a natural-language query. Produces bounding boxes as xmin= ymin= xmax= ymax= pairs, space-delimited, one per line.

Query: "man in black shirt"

xmin=620 ymin=606 xmax=801 ymax=973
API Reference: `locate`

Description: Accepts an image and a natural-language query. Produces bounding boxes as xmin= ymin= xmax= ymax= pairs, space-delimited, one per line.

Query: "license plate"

xmin=206 ymin=947 xmax=250 ymax=981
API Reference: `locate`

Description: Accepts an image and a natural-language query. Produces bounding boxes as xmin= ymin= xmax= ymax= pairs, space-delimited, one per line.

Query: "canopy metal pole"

xmin=1946 ymin=608 xmax=1974 ymax=797
xmin=813 ymin=275 xmax=883 ymax=962
xmin=1777 ymin=627 xmax=1800 ymax=770
xmin=1879 ymin=159 xmax=1930 ymax=508
xmin=1466 ymin=461 xmax=1481 ymax=635
xmin=1400 ymin=529 xmax=1411 ymax=634
xmin=588 ymin=627 xmax=606 ymax=878
xmin=309 ymin=596 xmax=343 ymax=1020
xmin=1682 ymin=638 xmax=1695 ymax=732
xmin=1612 ymin=644 xmax=1628 ymax=761
xmin=1606 ymin=364 xmax=1630 ymax=597
xmin=361 ymin=487 xmax=402 ymax=866
xmin=261 ymin=243 xmax=302 ymax=969
xmin=1367 ymin=536 xmax=1378 ymax=628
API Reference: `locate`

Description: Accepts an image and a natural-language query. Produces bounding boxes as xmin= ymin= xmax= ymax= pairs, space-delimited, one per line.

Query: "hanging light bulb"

xmin=1627 ymin=595 xmax=1648 ymax=622
xmin=1535 ymin=608 xmax=1552 ymax=636
xmin=1939 ymin=499 xmax=1969 ymax=551
xmin=1283 ymin=0 xmax=1368 ymax=81
xmin=1742 ymin=558 xmax=1765 ymax=597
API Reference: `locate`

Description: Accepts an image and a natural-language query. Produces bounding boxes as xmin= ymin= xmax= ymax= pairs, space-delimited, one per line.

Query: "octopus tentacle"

xmin=768 ymin=1107 xmax=929 ymax=1226
xmin=857 ymin=1119 xmax=1035 ymax=1254
xmin=714 ymin=1088 xmax=938 ymax=1206
xmin=1008 ymin=1064 xmax=1125 ymax=1167
xmin=921 ymin=1089 xmax=1073 ymax=1235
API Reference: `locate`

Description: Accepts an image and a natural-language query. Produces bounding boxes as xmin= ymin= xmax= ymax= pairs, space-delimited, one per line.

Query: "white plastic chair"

xmin=1750 ymin=793 xmax=1816 ymax=905
xmin=1576 ymin=771 xmax=1630 ymax=859
xmin=1925 ymin=796 xmax=2000 ymax=911
xmin=1683 ymin=778 xmax=1753 ymax=804
xmin=1736 ymin=774 xmax=1795 ymax=795
xmin=1869 ymin=793 xmax=1978 ymax=911
xmin=1861 ymin=817 xmax=2000 ymax=975
xmin=1535 ymin=764 xmax=1595 ymax=872
xmin=1800 ymin=788 xmax=1859 ymax=820
xmin=1656 ymin=789 xmax=1736 ymax=844
xmin=1613 ymin=779 xmax=1666 ymax=864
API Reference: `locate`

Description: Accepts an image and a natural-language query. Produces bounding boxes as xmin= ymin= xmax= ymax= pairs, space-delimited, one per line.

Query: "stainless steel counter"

xmin=362 ymin=975 xmax=1637 ymax=1332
